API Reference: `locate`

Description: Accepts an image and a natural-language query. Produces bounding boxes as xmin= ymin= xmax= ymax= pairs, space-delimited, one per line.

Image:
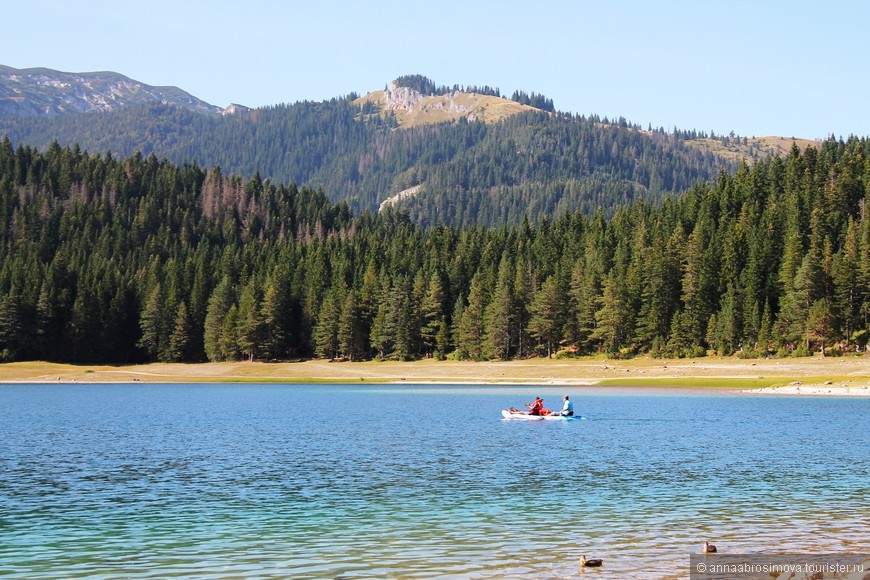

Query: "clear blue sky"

xmin=3 ymin=0 xmax=868 ymax=139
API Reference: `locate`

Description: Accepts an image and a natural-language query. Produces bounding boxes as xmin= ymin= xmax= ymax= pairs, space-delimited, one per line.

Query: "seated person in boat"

xmin=525 ymin=397 xmax=544 ymax=415
xmin=559 ymin=395 xmax=574 ymax=416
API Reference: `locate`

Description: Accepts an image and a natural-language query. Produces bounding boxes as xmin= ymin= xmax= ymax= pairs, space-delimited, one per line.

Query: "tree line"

xmin=0 ymin=136 xmax=868 ymax=364
xmin=392 ymin=74 xmax=504 ymax=99
xmin=510 ymin=90 xmax=555 ymax=113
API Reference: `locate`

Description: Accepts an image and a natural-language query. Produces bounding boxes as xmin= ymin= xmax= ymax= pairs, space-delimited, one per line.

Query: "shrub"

xmin=687 ymin=345 xmax=707 ymax=358
xmin=737 ymin=349 xmax=763 ymax=359
xmin=792 ymin=345 xmax=812 ymax=357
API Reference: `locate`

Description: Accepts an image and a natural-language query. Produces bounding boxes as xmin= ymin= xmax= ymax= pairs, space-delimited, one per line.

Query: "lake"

xmin=1 ymin=383 xmax=868 ymax=578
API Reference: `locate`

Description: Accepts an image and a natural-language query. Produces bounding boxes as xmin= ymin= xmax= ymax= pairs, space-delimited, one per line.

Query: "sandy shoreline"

xmin=1 ymin=356 xmax=870 ymax=396
xmin=743 ymin=382 xmax=870 ymax=396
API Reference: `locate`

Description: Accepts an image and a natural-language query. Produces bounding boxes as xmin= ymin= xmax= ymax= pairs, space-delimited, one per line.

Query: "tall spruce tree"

xmin=313 ymin=288 xmax=342 ymax=360
xmin=338 ymin=290 xmax=364 ymax=361
xmin=592 ymin=273 xmax=629 ymax=354
xmin=167 ymin=301 xmax=192 ymax=362
xmin=483 ymin=255 xmax=515 ymax=360
xmin=137 ymin=285 xmax=165 ymax=362
xmin=0 ymin=293 xmax=27 ymax=361
xmin=528 ymin=275 xmax=565 ymax=358
xmin=458 ymin=275 xmax=486 ymax=360
xmin=260 ymin=280 xmax=287 ymax=360
xmin=204 ymin=277 xmax=235 ymax=362
xmin=450 ymin=293 xmax=466 ymax=358
xmin=420 ymin=273 xmax=446 ymax=358
xmin=236 ymin=279 xmax=264 ymax=361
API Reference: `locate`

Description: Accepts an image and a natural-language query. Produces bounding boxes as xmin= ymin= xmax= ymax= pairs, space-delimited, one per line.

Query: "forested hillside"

xmin=1 ymin=137 xmax=868 ymax=364
xmin=0 ymin=95 xmax=735 ymax=227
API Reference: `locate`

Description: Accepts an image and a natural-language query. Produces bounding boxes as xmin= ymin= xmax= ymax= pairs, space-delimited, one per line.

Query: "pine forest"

xmin=0 ymin=136 xmax=869 ymax=364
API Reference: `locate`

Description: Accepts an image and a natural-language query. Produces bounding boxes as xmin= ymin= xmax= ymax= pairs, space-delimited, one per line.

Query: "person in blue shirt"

xmin=558 ymin=395 xmax=574 ymax=416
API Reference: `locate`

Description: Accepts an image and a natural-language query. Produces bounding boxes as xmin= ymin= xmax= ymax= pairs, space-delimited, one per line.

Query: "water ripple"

xmin=1 ymin=384 xmax=868 ymax=578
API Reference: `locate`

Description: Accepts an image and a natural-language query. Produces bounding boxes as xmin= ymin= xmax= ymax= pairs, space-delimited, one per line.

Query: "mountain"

xmin=0 ymin=65 xmax=223 ymax=118
xmin=0 ymin=69 xmax=745 ymax=226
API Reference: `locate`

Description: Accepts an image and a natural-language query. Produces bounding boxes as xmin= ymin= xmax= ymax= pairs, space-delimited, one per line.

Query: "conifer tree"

xmin=167 ymin=301 xmax=192 ymax=362
xmin=420 ymin=274 xmax=446 ymax=358
xmin=434 ymin=316 xmax=450 ymax=360
xmin=34 ymin=287 xmax=57 ymax=360
xmin=394 ymin=294 xmax=417 ymax=361
xmin=528 ymin=275 xmax=565 ymax=358
xmin=370 ymin=278 xmax=394 ymax=359
xmin=705 ymin=314 xmax=718 ymax=352
xmin=450 ymin=293 xmax=466 ymax=359
xmin=236 ymin=279 xmax=264 ymax=361
xmin=204 ymin=277 xmax=234 ymax=362
xmin=806 ymin=298 xmax=833 ymax=354
xmin=338 ymin=290 xmax=363 ymax=361
xmin=513 ymin=257 xmax=532 ymax=357
xmin=67 ymin=286 xmax=102 ymax=363
xmin=667 ymin=308 xmax=696 ymax=357
xmin=831 ymin=218 xmax=860 ymax=343
xmin=313 ymin=289 xmax=342 ymax=360
xmin=458 ymin=275 xmax=486 ymax=359
xmin=591 ymin=273 xmax=629 ymax=354
xmin=0 ymin=293 xmax=26 ymax=361
xmin=714 ymin=283 xmax=743 ymax=354
xmin=483 ymin=256 xmax=515 ymax=360
xmin=260 ymin=281 xmax=287 ymax=360
xmin=137 ymin=285 xmax=165 ymax=362
xmin=570 ymin=244 xmax=603 ymax=353
xmin=187 ymin=248 xmax=213 ymax=360
xmin=679 ymin=223 xmax=709 ymax=349
xmin=776 ymin=242 xmax=825 ymax=348
xmin=219 ymin=304 xmax=240 ymax=360
xmin=859 ymin=201 xmax=870 ymax=334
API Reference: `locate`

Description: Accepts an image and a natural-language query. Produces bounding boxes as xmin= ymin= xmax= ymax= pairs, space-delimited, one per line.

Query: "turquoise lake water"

xmin=1 ymin=383 xmax=868 ymax=579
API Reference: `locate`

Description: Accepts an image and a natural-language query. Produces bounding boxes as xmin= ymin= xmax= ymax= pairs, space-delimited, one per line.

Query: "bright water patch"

xmin=1 ymin=384 xmax=868 ymax=578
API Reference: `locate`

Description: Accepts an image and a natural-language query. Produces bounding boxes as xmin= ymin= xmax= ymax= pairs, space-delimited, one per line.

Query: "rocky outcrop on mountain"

xmin=0 ymin=65 xmax=222 ymax=118
xmin=379 ymin=184 xmax=423 ymax=212
xmin=382 ymin=80 xmax=425 ymax=112
xmin=383 ymin=80 xmax=477 ymax=117
xmin=222 ymin=103 xmax=251 ymax=116
xmin=371 ymin=79 xmax=535 ymax=127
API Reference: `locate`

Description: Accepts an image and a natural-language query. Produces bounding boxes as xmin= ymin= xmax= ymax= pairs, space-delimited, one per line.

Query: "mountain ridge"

xmin=0 ymin=65 xmax=820 ymax=145
xmin=0 ymin=65 xmax=223 ymax=118
xmin=0 ymin=65 xmax=818 ymax=228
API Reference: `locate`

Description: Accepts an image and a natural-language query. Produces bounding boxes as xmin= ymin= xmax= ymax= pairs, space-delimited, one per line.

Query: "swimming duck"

xmin=580 ymin=555 xmax=603 ymax=567
xmin=703 ymin=541 xmax=717 ymax=553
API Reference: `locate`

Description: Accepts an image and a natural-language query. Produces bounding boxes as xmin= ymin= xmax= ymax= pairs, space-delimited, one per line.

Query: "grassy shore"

xmin=1 ymin=356 xmax=869 ymax=392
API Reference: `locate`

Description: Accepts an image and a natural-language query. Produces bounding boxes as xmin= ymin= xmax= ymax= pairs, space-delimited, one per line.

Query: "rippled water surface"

xmin=1 ymin=383 xmax=868 ymax=579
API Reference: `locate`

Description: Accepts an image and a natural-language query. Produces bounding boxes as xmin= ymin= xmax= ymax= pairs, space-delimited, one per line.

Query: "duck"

xmin=580 ymin=555 xmax=603 ymax=567
xmin=703 ymin=541 xmax=717 ymax=553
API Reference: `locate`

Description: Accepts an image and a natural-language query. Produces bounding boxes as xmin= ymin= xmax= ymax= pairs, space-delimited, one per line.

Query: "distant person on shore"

xmin=559 ymin=395 xmax=574 ymax=416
